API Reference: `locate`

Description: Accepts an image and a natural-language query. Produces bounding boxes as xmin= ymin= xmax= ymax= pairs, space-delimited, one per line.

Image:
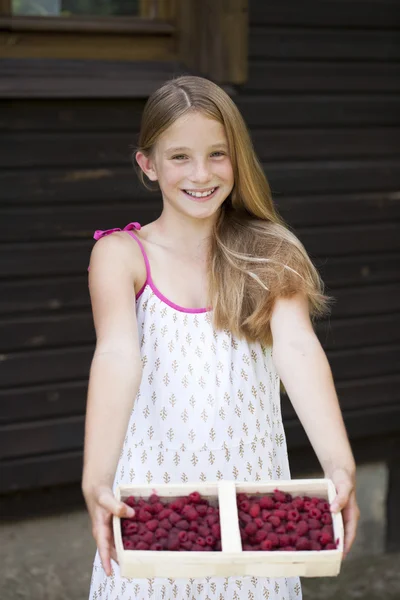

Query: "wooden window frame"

xmin=0 ymin=0 xmax=247 ymax=86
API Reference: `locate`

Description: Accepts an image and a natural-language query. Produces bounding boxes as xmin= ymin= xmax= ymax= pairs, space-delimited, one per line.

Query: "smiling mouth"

xmin=183 ymin=187 xmax=218 ymax=198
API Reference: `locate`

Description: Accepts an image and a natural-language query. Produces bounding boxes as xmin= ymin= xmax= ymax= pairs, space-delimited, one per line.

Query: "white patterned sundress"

xmin=88 ymin=222 xmax=302 ymax=600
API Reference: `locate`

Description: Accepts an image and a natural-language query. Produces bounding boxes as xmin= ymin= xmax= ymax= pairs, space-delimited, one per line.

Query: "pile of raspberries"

xmin=121 ymin=491 xmax=222 ymax=551
xmin=238 ymin=489 xmax=337 ymax=551
xmin=121 ymin=488 xmax=337 ymax=552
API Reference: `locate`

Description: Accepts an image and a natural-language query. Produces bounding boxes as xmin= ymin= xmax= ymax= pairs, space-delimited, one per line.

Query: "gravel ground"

xmin=1 ymin=509 xmax=399 ymax=600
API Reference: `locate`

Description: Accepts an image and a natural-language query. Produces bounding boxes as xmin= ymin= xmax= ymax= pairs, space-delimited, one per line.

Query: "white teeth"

xmin=185 ymin=188 xmax=216 ymax=198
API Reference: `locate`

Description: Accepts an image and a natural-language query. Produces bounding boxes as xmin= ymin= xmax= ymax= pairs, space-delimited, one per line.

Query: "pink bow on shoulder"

xmin=93 ymin=221 xmax=141 ymax=240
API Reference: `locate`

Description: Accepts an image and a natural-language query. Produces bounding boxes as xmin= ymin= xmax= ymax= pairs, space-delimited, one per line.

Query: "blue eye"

xmin=172 ymin=155 xmax=187 ymax=160
xmin=211 ymin=151 xmax=225 ymax=157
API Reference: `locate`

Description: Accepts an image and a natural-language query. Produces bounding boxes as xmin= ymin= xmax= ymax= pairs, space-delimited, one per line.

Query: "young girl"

xmin=83 ymin=75 xmax=359 ymax=600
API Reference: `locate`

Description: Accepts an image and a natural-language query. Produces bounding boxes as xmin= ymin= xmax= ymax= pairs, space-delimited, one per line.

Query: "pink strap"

xmin=87 ymin=222 xmax=151 ymax=288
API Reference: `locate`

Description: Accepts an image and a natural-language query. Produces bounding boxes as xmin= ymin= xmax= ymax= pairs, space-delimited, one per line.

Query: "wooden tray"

xmin=113 ymin=478 xmax=344 ymax=579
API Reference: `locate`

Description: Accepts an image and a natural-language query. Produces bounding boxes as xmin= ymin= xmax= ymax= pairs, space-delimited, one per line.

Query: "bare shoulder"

xmin=89 ymin=231 xmax=146 ymax=293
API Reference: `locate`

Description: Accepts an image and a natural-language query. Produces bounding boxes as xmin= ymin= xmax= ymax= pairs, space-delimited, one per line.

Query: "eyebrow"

xmin=165 ymin=143 xmax=228 ymax=154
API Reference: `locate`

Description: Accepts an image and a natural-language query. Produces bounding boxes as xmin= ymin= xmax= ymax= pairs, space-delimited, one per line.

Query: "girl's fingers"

xmin=343 ymin=495 xmax=360 ymax=558
xmin=97 ymin=488 xmax=135 ymax=519
xmin=96 ymin=523 xmax=113 ymax=577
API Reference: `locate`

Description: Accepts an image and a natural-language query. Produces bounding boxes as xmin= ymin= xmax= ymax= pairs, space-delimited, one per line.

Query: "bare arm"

xmin=82 ymin=232 xmax=143 ymax=573
xmin=270 ymin=292 xmax=360 ymax=555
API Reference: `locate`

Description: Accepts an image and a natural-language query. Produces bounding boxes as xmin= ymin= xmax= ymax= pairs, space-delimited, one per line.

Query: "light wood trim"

xmin=0 ymin=0 xmax=11 ymax=15
xmin=0 ymin=31 xmax=176 ymax=61
xmin=0 ymin=16 xmax=173 ymax=34
xmin=179 ymin=0 xmax=248 ymax=84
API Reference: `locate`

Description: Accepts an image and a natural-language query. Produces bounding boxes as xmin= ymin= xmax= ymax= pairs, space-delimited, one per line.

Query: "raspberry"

xmin=125 ymin=496 xmax=136 ymax=508
xmin=244 ymin=522 xmax=257 ymax=536
xmin=282 ymin=546 xmax=296 ymax=551
xmin=239 ymin=500 xmax=250 ymax=512
xmin=317 ymin=501 xmax=330 ymax=512
xmin=176 ymin=519 xmax=189 ymax=530
xmin=155 ymin=527 xmax=168 ymax=539
xmin=279 ymin=534 xmax=290 ymax=547
xmin=292 ymin=497 xmax=304 ymax=511
xmin=124 ymin=539 xmax=135 ymax=549
xmin=310 ymin=541 xmax=322 ymax=551
xmin=275 ymin=525 xmax=286 ymax=535
xmin=159 ymin=518 xmax=172 ymax=530
xmin=187 ymin=531 xmax=198 ymax=542
xmin=181 ymin=540 xmax=193 ymax=550
xmin=197 ymin=525 xmax=211 ymax=538
xmin=260 ymin=539 xmax=273 ymax=550
xmin=196 ymin=504 xmax=208 ymax=516
xmin=325 ymin=543 xmax=337 ymax=550
xmin=159 ymin=508 xmax=172 ymax=520
xmin=142 ymin=531 xmax=154 ymax=545
xmin=239 ymin=511 xmax=252 ymax=524
xmin=254 ymin=529 xmax=267 ymax=542
xmin=167 ymin=537 xmax=180 ymax=551
xmin=149 ymin=493 xmax=159 ymax=504
xmin=189 ymin=521 xmax=199 ymax=532
xmin=262 ymin=522 xmax=273 ymax=533
xmin=254 ymin=517 xmax=264 ymax=529
xmin=285 ymin=494 xmax=293 ymax=503
xmin=150 ymin=542 xmax=162 ymax=551
xmin=273 ymin=509 xmax=287 ymax=520
xmin=308 ymin=508 xmax=322 ymax=520
xmin=268 ymin=516 xmax=281 ymax=528
xmin=138 ymin=509 xmax=152 ymax=523
xmin=205 ymin=513 xmax=219 ymax=526
xmin=124 ymin=522 xmax=138 ymax=535
xmin=152 ymin=502 xmax=164 ymax=514
xmin=188 ymin=491 xmax=201 ymax=504
xmin=211 ymin=524 xmax=221 ymax=539
xmin=267 ymin=532 xmax=279 ymax=547
xmin=296 ymin=521 xmax=309 ymax=536
xmin=136 ymin=541 xmax=150 ymax=550
xmin=273 ymin=489 xmax=287 ymax=503
xmin=309 ymin=530 xmax=322 ymax=542
xmin=303 ymin=500 xmax=313 ymax=512
xmin=182 ymin=506 xmax=198 ymax=521
xmin=196 ymin=536 xmax=206 ymax=546
xmin=287 ymin=509 xmax=300 ymax=522
xmin=169 ymin=512 xmax=181 ymax=525
xmin=145 ymin=519 xmax=159 ymax=532
xmin=311 ymin=497 xmax=321 ymax=506
xmin=296 ymin=537 xmax=311 ymax=551
xmin=215 ymin=540 xmax=222 ymax=551
xmin=205 ymin=535 xmax=215 ymax=546
xmin=321 ymin=512 xmax=332 ymax=525
xmin=308 ymin=518 xmax=320 ymax=530
xmin=237 ymin=493 xmax=249 ymax=503
xmin=243 ymin=543 xmax=254 ymax=551
xmin=259 ymin=496 xmax=275 ymax=510
xmin=249 ymin=503 xmax=261 ymax=518
xmin=207 ymin=506 xmax=215 ymax=514
xmin=170 ymin=499 xmax=185 ymax=512
xmin=178 ymin=531 xmax=188 ymax=542
xmin=320 ymin=532 xmax=333 ymax=546
xmin=261 ymin=509 xmax=272 ymax=522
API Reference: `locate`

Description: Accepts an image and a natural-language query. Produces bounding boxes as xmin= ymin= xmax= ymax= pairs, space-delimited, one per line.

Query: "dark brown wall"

xmin=1 ymin=0 xmax=400 ymax=494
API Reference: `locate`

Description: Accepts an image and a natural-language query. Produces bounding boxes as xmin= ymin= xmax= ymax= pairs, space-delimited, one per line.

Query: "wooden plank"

xmin=0 ymin=30 xmax=176 ymax=62
xmin=3 ymin=127 xmax=399 ymax=168
xmin=0 ymin=311 xmax=94 ymax=352
xmin=235 ymin=95 xmax=400 ymax=128
xmin=250 ymin=28 xmax=400 ymax=61
xmin=0 ymin=58 xmax=187 ymax=98
xmin=2 ymin=291 xmax=399 ymax=352
xmin=317 ymin=313 xmax=400 ymax=350
xmin=0 ymin=346 xmax=92 ymax=388
xmin=318 ymin=253 xmax=400 ymax=288
xmin=2 ymin=405 xmax=400 ymax=493
xmin=1 ymin=222 xmax=398 ymax=279
xmin=0 ymin=342 xmax=398 ymax=389
xmin=0 ymin=275 xmax=89 ymax=314
xmin=0 ymin=203 xmax=159 ymax=242
xmin=299 ymin=222 xmax=400 ymax=257
xmin=0 ymin=415 xmax=84 ymax=460
xmin=0 ymin=450 xmax=83 ymax=493
xmin=0 ymin=99 xmax=146 ymax=131
xmin=2 ymin=159 xmax=400 ymax=202
xmin=276 ymin=191 xmax=400 ymax=228
xmin=0 ymin=380 xmax=87 ymax=425
xmin=2 ymin=96 xmax=399 ymax=131
xmin=250 ymin=1 xmax=400 ymax=29
xmin=0 ymin=192 xmax=398 ymax=242
xmin=245 ymin=62 xmax=400 ymax=92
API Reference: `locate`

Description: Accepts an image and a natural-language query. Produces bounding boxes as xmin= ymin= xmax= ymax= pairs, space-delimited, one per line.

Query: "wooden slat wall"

xmin=1 ymin=0 xmax=400 ymax=493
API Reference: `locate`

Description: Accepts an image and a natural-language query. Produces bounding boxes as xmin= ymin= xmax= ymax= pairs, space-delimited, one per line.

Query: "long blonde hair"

xmin=135 ymin=75 xmax=332 ymax=344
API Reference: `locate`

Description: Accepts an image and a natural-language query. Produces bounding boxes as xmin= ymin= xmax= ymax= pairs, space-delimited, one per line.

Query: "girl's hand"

xmin=83 ymin=484 xmax=135 ymax=576
xmin=329 ymin=467 xmax=360 ymax=558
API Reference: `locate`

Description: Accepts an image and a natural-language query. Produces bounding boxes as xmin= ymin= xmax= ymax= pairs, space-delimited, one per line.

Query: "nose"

xmin=191 ymin=159 xmax=212 ymax=184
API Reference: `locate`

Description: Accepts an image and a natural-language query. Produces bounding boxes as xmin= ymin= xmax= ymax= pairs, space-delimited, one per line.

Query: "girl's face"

xmin=137 ymin=111 xmax=234 ymax=220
